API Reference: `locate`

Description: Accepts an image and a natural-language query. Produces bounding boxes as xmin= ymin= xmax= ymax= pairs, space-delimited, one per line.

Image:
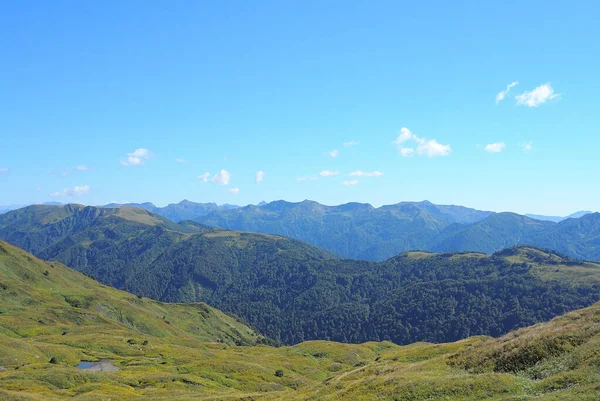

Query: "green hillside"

xmin=2 ymin=241 xmax=600 ymax=400
xmin=193 ymin=200 xmax=457 ymax=261
xmin=0 ymin=204 xmax=334 ymax=292
xmin=103 ymin=199 xmax=235 ymax=222
xmin=0 ymin=240 xmax=261 ymax=348
xmin=192 ymin=201 xmax=600 ymax=262
xmin=530 ymin=212 xmax=600 ymax=261
xmin=429 ymin=212 xmax=555 ymax=253
xmin=2 ymin=205 xmax=600 ymax=346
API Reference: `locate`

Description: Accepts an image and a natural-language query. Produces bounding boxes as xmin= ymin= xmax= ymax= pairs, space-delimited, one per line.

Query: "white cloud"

xmin=520 ymin=141 xmax=533 ymax=152
xmin=297 ymin=176 xmax=317 ymax=182
xmin=68 ymin=185 xmax=90 ymax=196
xmin=62 ymin=165 xmax=93 ymax=176
xmin=49 ymin=184 xmax=90 ymax=197
xmin=121 ymin=148 xmax=151 ymax=166
xmin=0 ymin=168 xmax=9 ymax=173
xmin=484 ymin=142 xmax=506 ymax=153
xmin=319 ymin=170 xmax=339 ymax=177
xmin=329 ymin=149 xmax=339 ymax=158
xmin=515 ymin=83 xmax=559 ymax=107
xmin=395 ymin=127 xmax=413 ymax=143
xmin=418 ymin=139 xmax=452 ymax=157
xmin=342 ymin=180 xmax=359 ymax=186
xmin=349 ymin=170 xmax=383 ymax=177
xmin=400 ymin=148 xmax=415 ymax=157
xmin=394 ymin=127 xmax=451 ymax=157
xmin=495 ymin=81 xmax=519 ymax=104
xmin=255 ymin=170 xmax=264 ymax=184
xmin=175 ymin=158 xmax=186 ymax=163
xmin=343 ymin=140 xmax=359 ymax=147
xmin=228 ymin=187 xmax=240 ymax=195
xmin=197 ymin=172 xmax=210 ymax=182
xmin=211 ymin=170 xmax=231 ymax=185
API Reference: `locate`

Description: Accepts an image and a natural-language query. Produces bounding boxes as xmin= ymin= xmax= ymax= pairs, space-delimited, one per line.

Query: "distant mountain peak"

xmin=567 ymin=210 xmax=595 ymax=219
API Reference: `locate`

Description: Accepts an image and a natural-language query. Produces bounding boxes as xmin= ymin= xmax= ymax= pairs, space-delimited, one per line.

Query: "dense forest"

xmin=192 ymin=200 xmax=600 ymax=262
xmin=131 ymin=244 xmax=600 ymax=344
xmin=2 ymin=205 xmax=600 ymax=345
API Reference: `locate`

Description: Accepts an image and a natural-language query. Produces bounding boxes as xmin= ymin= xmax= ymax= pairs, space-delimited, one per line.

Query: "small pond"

xmin=76 ymin=360 xmax=119 ymax=372
xmin=76 ymin=361 xmax=94 ymax=369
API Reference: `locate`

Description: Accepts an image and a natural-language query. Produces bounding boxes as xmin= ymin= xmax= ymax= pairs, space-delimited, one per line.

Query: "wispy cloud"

xmin=342 ymin=180 xmax=359 ymax=186
xmin=394 ymin=127 xmax=451 ymax=157
xmin=520 ymin=141 xmax=533 ymax=152
xmin=228 ymin=187 xmax=240 ymax=194
xmin=212 ymin=170 xmax=231 ymax=185
xmin=61 ymin=165 xmax=94 ymax=176
xmin=197 ymin=172 xmax=210 ymax=182
xmin=400 ymin=148 xmax=415 ymax=157
xmin=329 ymin=149 xmax=339 ymax=158
xmin=49 ymin=184 xmax=90 ymax=197
xmin=297 ymin=176 xmax=318 ymax=182
xmin=495 ymin=81 xmax=519 ymax=104
xmin=0 ymin=168 xmax=8 ymax=173
xmin=515 ymin=83 xmax=559 ymax=107
xmin=121 ymin=148 xmax=151 ymax=166
xmin=349 ymin=170 xmax=383 ymax=177
xmin=175 ymin=158 xmax=186 ymax=163
xmin=343 ymin=140 xmax=359 ymax=147
xmin=255 ymin=170 xmax=264 ymax=183
xmin=484 ymin=142 xmax=506 ymax=153
xmin=319 ymin=170 xmax=339 ymax=177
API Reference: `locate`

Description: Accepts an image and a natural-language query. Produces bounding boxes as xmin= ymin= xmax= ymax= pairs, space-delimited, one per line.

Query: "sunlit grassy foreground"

xmin=1 ymin=240 xmax=600 ymax=400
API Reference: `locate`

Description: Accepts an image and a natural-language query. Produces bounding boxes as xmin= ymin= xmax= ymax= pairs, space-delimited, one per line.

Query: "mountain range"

xmin=3 ymin=238 xmax=600 ymax=400
xmin=2 ymin=204 xmax=600 ymax=346
xmin=2 ymin=200 xmax=599 ymax=262
xmin=93 ymin=199 xmax=600 ymax=262
xmin=189 ymin=200 xmax=600 ymax=261
xmin=525 ymin=210 xmax=595 ymax=222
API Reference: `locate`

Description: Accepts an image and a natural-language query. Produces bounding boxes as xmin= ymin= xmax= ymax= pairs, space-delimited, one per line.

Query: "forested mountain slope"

xmin=428 ymin=212 xmax=555 ymax=253
xmin=103 ymin=199 xmax=240 ymax=222
xmin=2 ymin=205 xmax=600 ymax=346
xmin=2 ymin=241 xmax=600 ymax=400
xmin=193 ymin=200 xmax=477 ymax=260
xmin=529 ymin=212 xmax=600 ymax=261
xmin=0 ymin=240 xmax=261 ymax=347
xmin=194 ymin=201 xmax=600 ymax=262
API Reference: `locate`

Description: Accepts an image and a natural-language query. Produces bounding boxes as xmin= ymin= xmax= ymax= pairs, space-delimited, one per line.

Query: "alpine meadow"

xmin=2 ymin=1 xmax=600 ymax=400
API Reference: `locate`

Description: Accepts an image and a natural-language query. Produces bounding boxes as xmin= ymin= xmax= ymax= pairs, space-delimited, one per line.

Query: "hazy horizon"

xmin=0 ymin=198 xmax=596 ymax=219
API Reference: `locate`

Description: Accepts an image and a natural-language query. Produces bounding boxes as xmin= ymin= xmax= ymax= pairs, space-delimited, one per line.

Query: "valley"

xmin=2 ymin=204 xmax=600 ymax=346
xmin=2 ymin=240 xmax=600 ymax=400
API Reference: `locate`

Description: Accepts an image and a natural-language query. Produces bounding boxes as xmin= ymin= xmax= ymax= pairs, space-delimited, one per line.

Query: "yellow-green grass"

xmin=2 ymin=240 xmax=600 ymax=400
xmin=114 ymin=207 xmax=168 ymax=226
xmin=503 ymin=246 xmax=600 ymax=285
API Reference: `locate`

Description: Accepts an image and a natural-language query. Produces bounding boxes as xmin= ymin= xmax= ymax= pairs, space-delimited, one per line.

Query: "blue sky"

xmin=1 ymin=0 xmax=599 ymax=215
